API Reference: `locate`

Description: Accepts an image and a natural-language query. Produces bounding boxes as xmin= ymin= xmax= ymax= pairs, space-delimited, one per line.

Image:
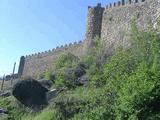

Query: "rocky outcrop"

xmin=74 ymin=66 xmax=86 ymax=78
xmin=0 ymin=108 xmax=8 ymax=114
xmin=76 ymin=75 xmax=89 ymax=86
xmin=12 ymin=78 xmax=49 ymax=108
xmin=38 ymin=79 xmax=53 ymax=89
xmin=62 ymin=64 xmax=88 ymax=87
xmin=0 ymin=91 xmax=11 ymax=98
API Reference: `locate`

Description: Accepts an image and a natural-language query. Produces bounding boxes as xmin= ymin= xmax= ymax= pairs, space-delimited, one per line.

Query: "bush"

xmin=3 ymin=22 xmax=160 ymax=120
xmin=33 ymin=108 xmax=60 ymax=120
xmin=53 ymin=53 xmax=79 ymax=69
xmin=72 ymin=23 xmax=160 ymax=119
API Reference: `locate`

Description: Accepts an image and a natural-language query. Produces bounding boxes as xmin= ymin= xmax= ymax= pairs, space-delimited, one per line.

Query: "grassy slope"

xmin=0 ymin=24 xmax=160 ymax=120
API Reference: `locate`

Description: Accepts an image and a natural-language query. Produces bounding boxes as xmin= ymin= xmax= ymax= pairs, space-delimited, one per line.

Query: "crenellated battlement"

xmin=18 ymin=0 xmax=160 ymax=77
xmin=88 ymin=0 xmax=146 ymax=10
xmin=88 ymin=3 xmax=102 ymax=9
xmin=104 ymin=0 xmax=146 ymax=10
xmin=25 ymin=40 xmax=83 ymax=59
xmin=23 ymin=0 xmax=148 ymax=60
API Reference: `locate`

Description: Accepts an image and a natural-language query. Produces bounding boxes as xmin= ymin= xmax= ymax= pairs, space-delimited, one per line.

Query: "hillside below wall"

xmin=101 ymin=0 xmax=160 ymax=50
xmin=22 ymin=42 xmax=84 ymax=77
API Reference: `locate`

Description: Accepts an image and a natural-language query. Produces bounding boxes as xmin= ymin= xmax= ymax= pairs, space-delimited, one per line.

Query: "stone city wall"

xmin=18 ymin=0 xmax=160 ymax=77
xmin=101 ymin=0 xmax=160 ymax=50
xmin=19 ymin=41 xmax=84 ymax=77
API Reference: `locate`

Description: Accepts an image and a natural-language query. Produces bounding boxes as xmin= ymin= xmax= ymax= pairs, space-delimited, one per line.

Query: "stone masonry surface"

xmin=20 ymin=42 xmax=84 ymax=77
xmin=18 ymin=0 xmax=160 ymax=77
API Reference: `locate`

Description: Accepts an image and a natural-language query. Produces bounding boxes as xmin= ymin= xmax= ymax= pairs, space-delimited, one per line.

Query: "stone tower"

xmin=18 ymin=56 xmax=25 ymax=77
xmin=17 ymin=0 xmax=160 ymax=78
xmin=84 ymin=3 xmax=104 ymax=52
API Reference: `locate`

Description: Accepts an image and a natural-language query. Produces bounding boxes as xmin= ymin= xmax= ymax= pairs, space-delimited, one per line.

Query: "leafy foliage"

xmin=53 ymin=53 xmax=79 ymax=69
xmin=1 ymin=23 xmax=160 ymax=120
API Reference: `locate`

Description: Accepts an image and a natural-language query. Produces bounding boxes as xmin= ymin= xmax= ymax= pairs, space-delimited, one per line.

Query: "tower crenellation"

xmin=85 ymin=3 xmax=104 ymax=40
xmin=18 ymin=0 xmax=160 ymax=77
xmin=84 ymin=3 xmax=104 ymax=52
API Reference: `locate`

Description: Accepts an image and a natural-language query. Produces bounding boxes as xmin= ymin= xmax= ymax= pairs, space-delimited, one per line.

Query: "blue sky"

xmin=0 ymin=0 xmax=118 ymax=76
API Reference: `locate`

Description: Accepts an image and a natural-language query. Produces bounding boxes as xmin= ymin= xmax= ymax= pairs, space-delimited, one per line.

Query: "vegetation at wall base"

xmin=0 ymin=23 xmax=160 ymax=120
